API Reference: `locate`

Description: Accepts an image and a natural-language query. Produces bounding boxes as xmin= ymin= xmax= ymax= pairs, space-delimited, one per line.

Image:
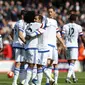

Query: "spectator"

xmin=0 ymin=40 xmax=12 ymax=60
xmin=10 ymin=0 xmax=15 ymax=11
xmin=0 ymin=34 xmax=3 ymax=60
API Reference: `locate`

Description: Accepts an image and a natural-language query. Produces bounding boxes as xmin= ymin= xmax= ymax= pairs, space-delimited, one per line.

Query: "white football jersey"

xmin=46 ymin=18 xmax=59 ymax=47
xmin=62 ymin=23 xmax=83 ymax=47
xmin=12 ymin=20 xmax=26 ymax=48
xmin=25 ymin=22 xmax=42 ymax=49
xmin=38 ymin=25 xmax=49 ymax=51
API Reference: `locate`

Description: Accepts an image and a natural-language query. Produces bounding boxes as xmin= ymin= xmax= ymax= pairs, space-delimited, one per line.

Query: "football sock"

xmin=54 ymin=67 xmax=59 ymax=84
xmin=44 ymin=67 xmax=54 ymax=81
xmin=24 ymin=67 xmax=32 ymax=85
xmin=32 ymin=66 xmax=37 ymax=79
xmin=13 ymin=68 xmax=20 ymax=83
xmin=46 ymin=66 xmax=52 ymax=84
xmin=19 ymin=69 xmax=26 ymax=84
xmin=67 ymin=63 xmax=75 ymax=78
xmin=37 ymin=68 xmax=43 ymax=85
xmin=72 ymin=70 xmax=76 ymax=79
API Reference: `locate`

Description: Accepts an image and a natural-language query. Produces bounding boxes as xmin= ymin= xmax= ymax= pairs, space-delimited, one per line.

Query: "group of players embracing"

xmin=12 ymin=6 xmax=85 ymax=85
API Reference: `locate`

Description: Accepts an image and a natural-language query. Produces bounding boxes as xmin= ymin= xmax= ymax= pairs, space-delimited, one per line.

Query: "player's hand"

xmin=25 ymin=35 xmax=31 ymax=40
xmin=63 ymin=44 xmax=67 ymax=50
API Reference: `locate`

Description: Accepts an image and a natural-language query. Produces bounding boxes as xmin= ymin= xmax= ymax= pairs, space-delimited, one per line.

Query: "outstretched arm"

xmin=26 ymin=28 xmax=45 ymax=37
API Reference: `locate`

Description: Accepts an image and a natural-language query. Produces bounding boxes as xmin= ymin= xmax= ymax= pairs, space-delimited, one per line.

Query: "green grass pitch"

xmin=0 ymin=72 xmax=85 ymax=85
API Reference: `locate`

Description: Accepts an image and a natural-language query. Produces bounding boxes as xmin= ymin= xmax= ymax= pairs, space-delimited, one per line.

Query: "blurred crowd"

xmin=0 ymin=0 xmax=85 ymax=66
xmin=0 ymin=0 xmax=85 ymax=28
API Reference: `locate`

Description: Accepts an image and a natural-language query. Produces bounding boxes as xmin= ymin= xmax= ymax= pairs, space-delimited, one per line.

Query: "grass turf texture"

xmin=0 ymin=72 xmax=85 ymax=85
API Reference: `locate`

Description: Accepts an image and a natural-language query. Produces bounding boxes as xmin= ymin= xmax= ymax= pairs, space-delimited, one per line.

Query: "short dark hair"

xmin=38 ymin=15 xmax=43 ymax=22
xmin=24 ymin=11 xmax=35 ymax=23
xmin=69 ymin=14 xmax=77 ymax=21
xmin=35 ymin=14 xmax=43 ymax=22
xmin=21 ymin=9 xmax=27 ymax=16
xmin=48 ymin=6 xmax=55 ymax=11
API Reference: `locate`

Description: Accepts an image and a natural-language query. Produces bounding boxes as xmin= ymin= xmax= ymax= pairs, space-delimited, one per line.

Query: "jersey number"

xmin=68 ymin=27 xmax=74 ymax=37
xmin=68 ymin=27 xmax=74 ymax=42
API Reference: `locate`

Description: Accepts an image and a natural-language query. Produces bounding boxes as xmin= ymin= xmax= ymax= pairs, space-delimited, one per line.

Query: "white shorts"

xmin=66 ymin=47 xmax=78 ymax=60
xmin=14 ymin=48 xmax=26 ymax=62
xmin=48 ymin=45 xmax=58 ymax=64
xmin=37 ymin=50 xmax=49 ymax=65
xmin=25 ymin=48 xmax=38 ymax=64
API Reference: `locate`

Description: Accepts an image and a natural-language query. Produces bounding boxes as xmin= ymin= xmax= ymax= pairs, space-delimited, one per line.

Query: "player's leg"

xmin=66 ymin=48 xmax=78 ymax=83
xmin=71 ymin=48 xmax=78 ymax=83
xmin=66 ymin=60 xmax=75 ymax=83
xmin=46 ymin=59 xmax=53 ymax=85
xmin=31 ymin=49 xmax=38 ymax=85
xmin=19 ymin=63 xmax=27 ymax=85
xmin=66 ymin=48 xmax=73 ymax=83
xmin=24 ymin=49 xmax=36 ymax=85
xmin=37 ymin=51 xmax=44 ymax=85
xmin=42 ymin=51 xmax=55 ymax=85
xmin=19 ymin=49 xmax=26 ymax=85
xmin=37 ymin=51 xmax=54 ymax=85
xmin=24 ymin=63 xmax=34 ymax=85
xmin=68 ymin=60 xmax=77 ymax=83
xmin=68 ymin=60 xmax=76 ymax=80
xmin=37 ymin=64 xmax=43 ymax=85
xmin=12 ymin=48 xmax=21 ymax=85
xmin=46 ymin=46 xmax=57 ymax=85
xmin=72 ymin=71 xmax=78 ymax=83
xmin=53 ymin=65 xmax=59 ymax=85
xmin=45 ymin=46 xmax=53 ymax=85
xmin=53 ymin=49 xmax=59 ymax=85
xmin=31 ymin=64 xmax=37 ymax=85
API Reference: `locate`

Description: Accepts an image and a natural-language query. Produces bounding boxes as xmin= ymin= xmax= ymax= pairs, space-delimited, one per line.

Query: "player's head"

xmin=34 ymin=14 xmax=43 ymax=23
xmin=48 ymin=6 xmax=56 ymax=19
xmin=24 ymin=11 xmax=35 ymax=23
xmin=20 ymin=9 xmax=28 ymax=19
xmin=69 ymin=14 xmax=77 ymax=22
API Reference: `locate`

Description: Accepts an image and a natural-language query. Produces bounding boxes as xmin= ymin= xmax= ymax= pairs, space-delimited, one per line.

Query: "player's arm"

xmin=18 ymin=21 xmax=26 ymax=44
xmin=56 ymin=33 xmax=66 ymax=49
xmin=80 ymin=35 xmax=85 ymax=48
xmin=26 ymin=30 xmax=40 ymax=37
xmin=28 ymin=28 xmax=45 ymax=37
xmin=8 ymin=29 xmax=14 ymax=41
xmin=19 ymin=30 xmax=26 ymax=44
xmin=78 ymin=26 xmax=85 ymax=48
xmin=25 ymin=28 xmax=45 ymax=40
xmin=56 ymin=23 xmax=66 ymax=48
xmin=26 ymin=23 xmax=45 ymax=38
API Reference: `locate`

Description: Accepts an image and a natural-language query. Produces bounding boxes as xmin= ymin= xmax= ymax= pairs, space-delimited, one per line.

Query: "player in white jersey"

xmin=30 ymin=15 xmax=45 ymax=85
xmin=12 ymin=10 xmax=27 ymax=85
xmin=45 ymin=7 xmax=66 ymax=85
xmin=34 ymin=15 xmax=55 ymax=85
xmin=62 ymin=14 xmax=85 ymax=83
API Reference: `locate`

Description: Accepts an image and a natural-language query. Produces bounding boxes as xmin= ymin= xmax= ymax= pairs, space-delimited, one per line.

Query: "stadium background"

xmin=0 ymin=0 xmax=85 ymax=71
xmin=0 ymin=0 xmax=85 ymax=85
